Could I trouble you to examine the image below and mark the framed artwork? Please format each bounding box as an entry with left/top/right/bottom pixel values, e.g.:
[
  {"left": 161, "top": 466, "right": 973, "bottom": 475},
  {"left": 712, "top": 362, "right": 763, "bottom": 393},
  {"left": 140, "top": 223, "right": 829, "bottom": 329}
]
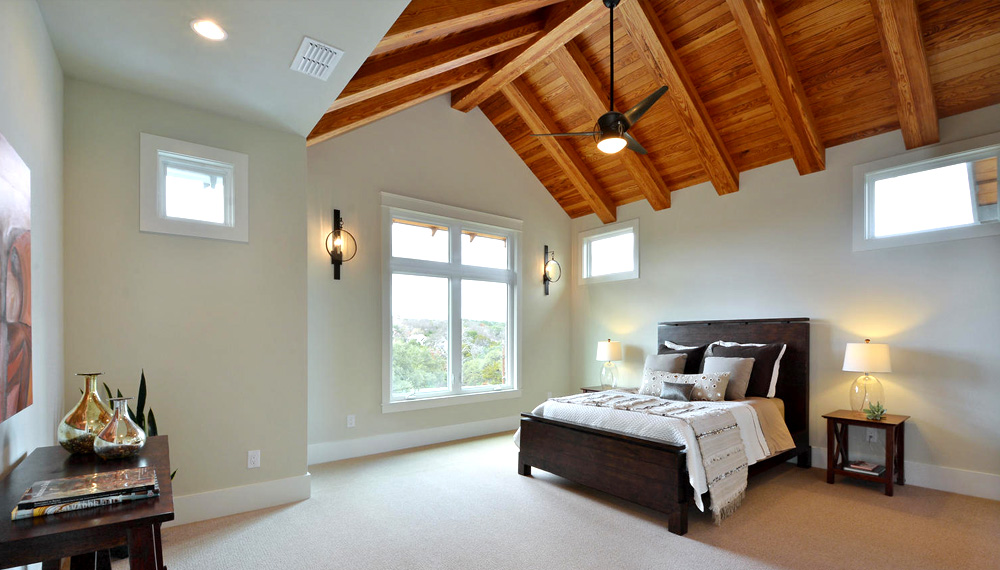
[{"left": 0, "top": 131, "right": 31, "bottom": 424}]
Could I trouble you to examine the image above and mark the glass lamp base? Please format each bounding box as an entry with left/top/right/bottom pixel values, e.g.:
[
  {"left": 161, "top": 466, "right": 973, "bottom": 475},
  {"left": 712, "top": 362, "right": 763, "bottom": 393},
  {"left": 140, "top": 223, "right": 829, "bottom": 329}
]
[
  {"left": 850, "top": 374, "right": 885, "bottom": 411},
  {"left": 600, "top": 362, "right": 618, "bottom": 389}
]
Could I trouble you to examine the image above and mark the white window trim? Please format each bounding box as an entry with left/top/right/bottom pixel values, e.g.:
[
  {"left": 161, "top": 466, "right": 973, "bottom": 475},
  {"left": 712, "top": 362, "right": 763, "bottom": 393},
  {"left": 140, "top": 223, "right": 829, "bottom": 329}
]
[
  {"left": 139, "top": 133, "right": 249, "bottom": 242},
  {"left": 380, "top": 193, "right": 522, "bottom": 413},
  {"left": 578, "top": 218, "right": 640, "bottom": 284},
  {"left": 853, "top": 131, "right": 1000, "bottom": 252}
]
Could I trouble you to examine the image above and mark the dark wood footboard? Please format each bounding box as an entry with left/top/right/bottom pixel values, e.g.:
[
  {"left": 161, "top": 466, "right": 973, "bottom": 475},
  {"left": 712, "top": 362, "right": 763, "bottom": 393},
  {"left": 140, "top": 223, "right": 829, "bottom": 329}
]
[{"left": 518, "top": 412, "right": 691, "bottom": 535}]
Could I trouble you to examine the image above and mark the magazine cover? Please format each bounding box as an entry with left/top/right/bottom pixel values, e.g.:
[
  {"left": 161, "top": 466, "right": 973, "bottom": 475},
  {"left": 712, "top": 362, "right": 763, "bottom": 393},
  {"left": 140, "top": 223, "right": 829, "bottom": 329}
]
[{"left": 17, "top": 466, "right": 158, "bottom": 509}]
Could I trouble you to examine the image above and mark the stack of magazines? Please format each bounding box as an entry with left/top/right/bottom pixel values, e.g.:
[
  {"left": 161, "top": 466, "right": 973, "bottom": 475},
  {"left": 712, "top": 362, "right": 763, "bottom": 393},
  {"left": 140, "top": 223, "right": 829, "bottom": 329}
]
[
  {"left": 10, "top": 466, "right": 159, "bottom": 520},
  {"left": 843, "top": 460, "right": 886, "bottom": 476}
]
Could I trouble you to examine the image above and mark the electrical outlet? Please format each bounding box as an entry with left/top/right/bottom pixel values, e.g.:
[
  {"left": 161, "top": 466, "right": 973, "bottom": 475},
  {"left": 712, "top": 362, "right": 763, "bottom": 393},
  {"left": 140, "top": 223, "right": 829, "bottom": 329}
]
[
  {"left": 866, "top": 428, "right": 878, "bottom": 443},
  {"left": 247, "top": 449, "right": 261, "bottom": 469},
  {"left": 347, "top": 414, "right": 356, "bottom": 428}
]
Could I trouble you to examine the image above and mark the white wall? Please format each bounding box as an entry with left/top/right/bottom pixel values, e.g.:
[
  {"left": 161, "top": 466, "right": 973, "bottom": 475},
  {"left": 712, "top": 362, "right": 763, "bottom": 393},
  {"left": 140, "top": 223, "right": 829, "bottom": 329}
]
[
  {"left": 62, "top": 79, "right": 309, "bottom": 514},
  {"left": 306, "top": 95, "right": 572, "bottom": 459},
  {"left": 0, "top": 0, "right": 64, "bottom": 479},
  {"left": 570, "top": 104, "right": 1000, "bottom": 486}
]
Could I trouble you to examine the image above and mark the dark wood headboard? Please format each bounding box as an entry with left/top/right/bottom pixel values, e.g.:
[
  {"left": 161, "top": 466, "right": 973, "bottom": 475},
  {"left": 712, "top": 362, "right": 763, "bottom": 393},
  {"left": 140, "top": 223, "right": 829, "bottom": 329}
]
[{"left": 657, "top": 318, "right": 810, "bottom": 449}]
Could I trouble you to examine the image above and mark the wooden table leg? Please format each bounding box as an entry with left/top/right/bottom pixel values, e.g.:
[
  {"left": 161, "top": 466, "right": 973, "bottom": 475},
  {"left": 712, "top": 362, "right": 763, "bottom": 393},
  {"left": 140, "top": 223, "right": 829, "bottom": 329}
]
[
  {"left": 127, "top": 524, "right": 161, "bottom": 570},
  {"left": 69, "top": 551, "right": 111, "bottom": 570},
  {"left": 826, "top": 418, "right": 835, "bottom": 483},
  {"left": 896, "top": 422, "right": 905, "bottom": 485},
  {"left": 884, "top": 425, "right": 895, "bottom": 496}
]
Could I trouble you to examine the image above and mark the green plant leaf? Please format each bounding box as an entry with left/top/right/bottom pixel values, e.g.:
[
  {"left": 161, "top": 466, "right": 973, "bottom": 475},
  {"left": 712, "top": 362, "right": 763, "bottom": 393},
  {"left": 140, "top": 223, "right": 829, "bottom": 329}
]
[
  {"left": 147, "top": 408, "right": 158, "bottom": 436},
  {"left": 170, "top": 469, "right": 177, "bottom": 480},
  {"left": 136, "top": 370, "right": 147, "bottom": 425},
  {"left": 103, "top": 382, "right": 114, "bottom": 402}
]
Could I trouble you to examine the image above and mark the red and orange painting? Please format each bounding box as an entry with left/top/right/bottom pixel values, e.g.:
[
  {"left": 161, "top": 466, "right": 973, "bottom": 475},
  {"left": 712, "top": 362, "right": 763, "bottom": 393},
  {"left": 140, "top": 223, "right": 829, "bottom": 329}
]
[{"left": 0, "top": 131, "right": 31, "bottom": 424}]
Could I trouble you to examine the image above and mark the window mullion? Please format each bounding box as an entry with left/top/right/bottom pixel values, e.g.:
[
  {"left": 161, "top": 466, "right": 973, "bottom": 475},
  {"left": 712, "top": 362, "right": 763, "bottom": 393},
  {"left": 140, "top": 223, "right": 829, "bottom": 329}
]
[{"left": 449, "top": 225, "right": 462, "bottom": 394}]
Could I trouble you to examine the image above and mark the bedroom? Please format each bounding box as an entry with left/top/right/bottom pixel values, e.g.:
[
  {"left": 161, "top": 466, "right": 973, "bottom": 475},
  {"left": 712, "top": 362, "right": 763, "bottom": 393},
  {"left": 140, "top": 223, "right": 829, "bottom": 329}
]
[{"left": 0, "top": 0, "right": 997, "bottom": 569}]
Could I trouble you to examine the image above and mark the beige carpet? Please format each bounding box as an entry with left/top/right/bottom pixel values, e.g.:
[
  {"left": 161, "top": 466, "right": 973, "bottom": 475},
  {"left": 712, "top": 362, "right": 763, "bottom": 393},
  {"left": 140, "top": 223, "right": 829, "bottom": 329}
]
[{"left": 136, "top": 433, "right": 999, "bottom": 570}]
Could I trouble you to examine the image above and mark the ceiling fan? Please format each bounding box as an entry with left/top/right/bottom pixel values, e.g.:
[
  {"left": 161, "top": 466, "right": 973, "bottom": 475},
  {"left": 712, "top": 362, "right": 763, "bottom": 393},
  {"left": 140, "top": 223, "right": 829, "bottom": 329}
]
[{"left": 532, "top": 0, "right": 668, "bottom": 155}]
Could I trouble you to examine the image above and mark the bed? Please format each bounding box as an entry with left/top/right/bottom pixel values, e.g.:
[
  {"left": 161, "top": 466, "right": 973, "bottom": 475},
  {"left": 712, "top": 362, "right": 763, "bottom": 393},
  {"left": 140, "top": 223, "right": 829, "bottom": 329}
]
[{"left": 516, "top": 318, "right": 811, "bottom": 535}]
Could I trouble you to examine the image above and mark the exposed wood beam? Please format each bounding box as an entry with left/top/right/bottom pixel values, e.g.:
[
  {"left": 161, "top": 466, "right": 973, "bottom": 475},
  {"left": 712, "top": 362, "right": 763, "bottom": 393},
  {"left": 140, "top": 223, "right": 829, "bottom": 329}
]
[
  {"left": 330, "top": 16, "right": 545, "bottom": 113},
  {"left": 501, "top": 77, "right": 617, "bottom": 223},
  {"left": 869, "top": 0, "right": 939, "bottom": 149},
  {"left": 550, "top": 43, "right": 672, "bottom": 210},
  {"left": 618, "top": 0, "right": 740, "bottom": 195},
  {"left": 726, "top": 0, "right": 825, "bottom": 175},
  {"left": 373, "top": 0, "right": 564, "bottom": 57},
  {"left": 308, "top": 62, "right": 490, "bottom": 147},
  {"left": 452, "top": 0, "right": 606, "bottom": 113}
]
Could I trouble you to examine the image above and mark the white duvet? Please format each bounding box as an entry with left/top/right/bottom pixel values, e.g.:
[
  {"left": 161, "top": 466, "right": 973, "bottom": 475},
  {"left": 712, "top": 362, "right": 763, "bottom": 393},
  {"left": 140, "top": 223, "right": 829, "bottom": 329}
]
[{"left": 514, "top": 392, "right": 777, "bottom": 511}]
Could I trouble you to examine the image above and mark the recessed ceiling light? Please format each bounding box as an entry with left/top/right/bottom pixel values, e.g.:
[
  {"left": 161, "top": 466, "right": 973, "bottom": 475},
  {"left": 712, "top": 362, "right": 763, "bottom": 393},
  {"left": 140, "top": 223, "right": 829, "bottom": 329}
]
[{"left": 190, "top": 19, "right": 227, "bottom": 41}]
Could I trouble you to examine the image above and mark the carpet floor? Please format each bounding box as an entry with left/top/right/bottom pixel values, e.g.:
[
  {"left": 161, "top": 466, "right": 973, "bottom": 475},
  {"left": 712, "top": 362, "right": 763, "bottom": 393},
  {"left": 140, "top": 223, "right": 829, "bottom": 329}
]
[{"left": 134, "top": 433, "right": 999, "bottom": 570}]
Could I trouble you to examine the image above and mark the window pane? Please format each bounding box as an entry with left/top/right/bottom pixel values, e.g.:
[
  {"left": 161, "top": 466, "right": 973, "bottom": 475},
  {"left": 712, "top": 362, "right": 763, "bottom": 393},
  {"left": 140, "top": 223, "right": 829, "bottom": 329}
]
[
  {"left": 391, "top": 219, "right": 448, "bottom": 262},
  {"left": 872, "top": 163, "right": 975, "bottom": 238},
  {"left": 461, "top": 280, "right": 507, "bottom": 388},
  {"left": 589, "top": 232, "right": 634, "bottom": 277},
  {"left": 391, "top": 274, "right": 449, "bottom": 399},
  {"left": 462, "top": 231, "right": 507, "bottom": 269},
  {"left": 164, "top": 165, "right": 226, "bottom": 224}
]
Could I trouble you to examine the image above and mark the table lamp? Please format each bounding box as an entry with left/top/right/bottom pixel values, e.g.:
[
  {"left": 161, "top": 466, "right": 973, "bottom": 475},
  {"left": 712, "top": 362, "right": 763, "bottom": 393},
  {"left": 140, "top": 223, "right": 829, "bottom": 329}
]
[
  {"left": 596, "top": 339, "right": 623, "bottom": 389},
  {"left": 843, "top": 339, "right": 892, "bottom": 411}
]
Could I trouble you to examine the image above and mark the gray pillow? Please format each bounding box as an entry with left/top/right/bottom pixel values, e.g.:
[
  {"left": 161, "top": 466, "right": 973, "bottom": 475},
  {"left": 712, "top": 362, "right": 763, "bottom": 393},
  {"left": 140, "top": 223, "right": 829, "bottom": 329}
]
[
  {"left": 660, "top": 381, "right": 695, "bottom": 402},
  {"left": 643, "top": 353, "right": 688, "bottom": 373},
  {"left": 702, "top": 356, "right": 756, "bottom": 400}
]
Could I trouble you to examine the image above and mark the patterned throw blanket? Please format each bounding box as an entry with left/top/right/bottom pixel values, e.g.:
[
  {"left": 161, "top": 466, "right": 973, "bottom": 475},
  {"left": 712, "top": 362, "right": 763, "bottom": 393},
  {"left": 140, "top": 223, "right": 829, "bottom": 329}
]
[{"left": 553, "top": 391, "right": 749, "bottom": 523}]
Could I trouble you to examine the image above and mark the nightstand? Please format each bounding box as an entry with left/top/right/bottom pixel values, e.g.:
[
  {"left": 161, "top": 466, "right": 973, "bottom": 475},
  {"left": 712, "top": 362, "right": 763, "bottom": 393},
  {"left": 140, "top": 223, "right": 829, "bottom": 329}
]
[
  {"left": 823, "top": 409, "right": 909, "bottom": 496},
  {"left": 581, "top": 386, "right": 638, "bottom": 393}
]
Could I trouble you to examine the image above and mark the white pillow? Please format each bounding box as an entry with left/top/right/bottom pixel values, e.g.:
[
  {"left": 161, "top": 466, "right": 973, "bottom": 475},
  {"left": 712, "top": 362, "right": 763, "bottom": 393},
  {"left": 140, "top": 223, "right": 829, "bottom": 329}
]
[
  {"left": 709, "top": 340, "right": 787, "bottom": 398},
  {"left": 644, "top": 371, "right": 730, "bottom": 401},
  {"left": 663, "top": 340, "right": 700, "bottom": 350}
]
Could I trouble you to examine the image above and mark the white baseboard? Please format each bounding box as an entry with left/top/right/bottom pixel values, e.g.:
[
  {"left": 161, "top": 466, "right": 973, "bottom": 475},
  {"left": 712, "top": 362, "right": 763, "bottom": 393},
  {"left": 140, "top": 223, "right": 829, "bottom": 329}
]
[
  {"left": 308, "top": 415, "right": 520, "bottom": 466},
  {"left": 169, "top": 472, "right": 311, "bottom": 527},
  {"left": 811, "top": 447, "right": 1000, "bottom": 501}
]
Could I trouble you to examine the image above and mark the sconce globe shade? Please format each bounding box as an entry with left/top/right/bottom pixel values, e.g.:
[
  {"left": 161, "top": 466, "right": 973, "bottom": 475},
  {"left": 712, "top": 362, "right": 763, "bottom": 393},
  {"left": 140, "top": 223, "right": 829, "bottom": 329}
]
[
  {"left": 597, "top": 135, "right": 627, "bottom": 154},
  {"left": 325, "top": 229, "right": 358, "bottom": 262},
  {"left": 544, "top": 258, "right": 562, "bottom": 283}
]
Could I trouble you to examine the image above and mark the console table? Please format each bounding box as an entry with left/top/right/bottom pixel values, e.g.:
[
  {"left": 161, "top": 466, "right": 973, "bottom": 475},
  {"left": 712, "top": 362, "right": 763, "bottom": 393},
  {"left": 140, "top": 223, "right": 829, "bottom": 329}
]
[{"left": 0, "top": 435, "right": 174, "bottom": 570}]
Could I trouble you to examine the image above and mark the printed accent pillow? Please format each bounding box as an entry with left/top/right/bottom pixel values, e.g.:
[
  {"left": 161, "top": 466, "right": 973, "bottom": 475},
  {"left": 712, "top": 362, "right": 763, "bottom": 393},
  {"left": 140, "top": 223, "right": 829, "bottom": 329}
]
[
  {"left": 659, "top": 381, "right": 695, "bottom": 402},
  {"left": 702, "top": 356, "right": 756, "bottom": 400},
  {"left": 652, "top": 371, "right": 731, "bottom": 402}
]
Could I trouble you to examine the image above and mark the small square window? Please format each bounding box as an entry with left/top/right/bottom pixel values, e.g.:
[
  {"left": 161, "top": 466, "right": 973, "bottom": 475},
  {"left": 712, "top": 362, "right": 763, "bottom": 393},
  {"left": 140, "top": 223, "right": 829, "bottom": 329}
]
[
  {"left": 140, "top": 133, "right": 248, "bottom": 242},
  {"left": 580, "top": 219, "right": 639, "bottom": 283}
]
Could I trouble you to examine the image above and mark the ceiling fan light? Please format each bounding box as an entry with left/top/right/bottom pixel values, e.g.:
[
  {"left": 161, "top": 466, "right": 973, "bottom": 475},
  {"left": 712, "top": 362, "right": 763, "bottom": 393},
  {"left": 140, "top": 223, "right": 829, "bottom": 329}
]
[{"left": 597, "top": 136, "right": 627, "bottom": 154}]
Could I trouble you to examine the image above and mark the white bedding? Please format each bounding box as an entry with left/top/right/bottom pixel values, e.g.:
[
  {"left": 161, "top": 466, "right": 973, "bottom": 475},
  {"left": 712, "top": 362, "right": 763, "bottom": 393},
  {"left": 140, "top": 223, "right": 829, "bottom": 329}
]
[{"left": 514, "top": 391, "right": 782, "bottom": 511}]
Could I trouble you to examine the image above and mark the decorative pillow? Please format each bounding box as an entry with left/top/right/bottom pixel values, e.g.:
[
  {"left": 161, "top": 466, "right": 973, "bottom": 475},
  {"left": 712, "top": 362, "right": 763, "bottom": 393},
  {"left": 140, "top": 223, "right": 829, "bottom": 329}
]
[
  {"left": 657, "top": 342, "right": 710, "bottom": 374},
  {"left": 658, "top": 372, "right": 730, "bottom": 402},
  {"left": 706, "top": 342, "right": 786, "bottom": 398},
  {"left": 659, "top": 381, "right": 695, "bottom": 402},
  {"left": 701, "top": 356, "right": 755, "bottom": 400},
  {"left": 643, "top": 353, "right": 687, "bottom": 373}
]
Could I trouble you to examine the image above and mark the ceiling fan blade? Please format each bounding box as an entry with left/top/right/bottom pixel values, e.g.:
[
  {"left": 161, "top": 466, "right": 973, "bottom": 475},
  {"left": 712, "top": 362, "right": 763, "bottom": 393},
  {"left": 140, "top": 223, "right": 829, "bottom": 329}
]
[
  {"left": 623, "top": 86, "right": 668, "bottom": 127},
  {"left": 531, "top": 132, "right": 600, "bottom": 137},
  {"left": 624, "top": 133, "right": 648, "bottom": 155}
]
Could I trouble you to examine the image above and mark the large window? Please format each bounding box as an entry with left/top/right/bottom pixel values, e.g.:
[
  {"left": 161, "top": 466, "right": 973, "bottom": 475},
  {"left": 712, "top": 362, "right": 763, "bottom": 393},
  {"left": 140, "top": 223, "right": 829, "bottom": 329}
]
[
  {"left": 579, "top": 219, "right": 639, "bottom": 283},
  {"left": 854, "top": 134, "right": 1000, "bottom": 251},
  {"left": 382, "top": 194, "right": 521, "bottom": 412}
]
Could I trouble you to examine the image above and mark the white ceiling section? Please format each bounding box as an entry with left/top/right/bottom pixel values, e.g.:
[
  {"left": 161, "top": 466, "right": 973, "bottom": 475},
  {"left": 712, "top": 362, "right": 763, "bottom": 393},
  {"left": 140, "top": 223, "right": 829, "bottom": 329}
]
[{"left": 37, "top": 0, "right": 410, "bottom": 137}]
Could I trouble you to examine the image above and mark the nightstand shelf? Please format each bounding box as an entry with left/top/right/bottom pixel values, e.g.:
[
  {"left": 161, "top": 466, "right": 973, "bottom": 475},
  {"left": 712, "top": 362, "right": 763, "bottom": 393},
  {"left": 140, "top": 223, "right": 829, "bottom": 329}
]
[
  {"left": 823, "top": 409, "right": 909, "bottom": 496},
  {"left": 580, "top": 386, "right": 638, "bottom": 393}
]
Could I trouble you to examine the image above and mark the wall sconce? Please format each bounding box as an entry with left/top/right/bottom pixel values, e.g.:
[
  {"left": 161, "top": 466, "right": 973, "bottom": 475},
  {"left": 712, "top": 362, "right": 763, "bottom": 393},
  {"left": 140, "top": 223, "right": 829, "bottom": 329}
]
[
  {"left": 543, "top": 245, "right": 561, "bottom": 295},
  {"left": 325, "top": 209, "right": 357, "bottom": 280}
]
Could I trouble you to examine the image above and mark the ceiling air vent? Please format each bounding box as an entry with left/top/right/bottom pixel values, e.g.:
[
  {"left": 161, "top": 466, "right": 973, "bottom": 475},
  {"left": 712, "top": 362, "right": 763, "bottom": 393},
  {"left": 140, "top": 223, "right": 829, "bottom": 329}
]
[{"left": 290, "top": 37, "right": 344, "bottom": 81}]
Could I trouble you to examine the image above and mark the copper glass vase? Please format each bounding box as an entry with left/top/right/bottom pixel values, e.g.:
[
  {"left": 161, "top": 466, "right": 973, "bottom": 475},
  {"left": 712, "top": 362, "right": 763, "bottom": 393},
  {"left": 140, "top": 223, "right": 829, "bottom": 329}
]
[
  {"left": 95, "top": 397, "right": 147, "bottom": 460},
  {"left": 58, "top": 373, "right": 113, "bottom": 454}
]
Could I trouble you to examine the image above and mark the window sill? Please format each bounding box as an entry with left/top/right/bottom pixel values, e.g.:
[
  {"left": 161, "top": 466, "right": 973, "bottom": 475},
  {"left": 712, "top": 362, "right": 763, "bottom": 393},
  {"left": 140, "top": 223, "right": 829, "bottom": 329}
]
[{"left": 382, "top": 388, "right": 521, "bottom": 413}]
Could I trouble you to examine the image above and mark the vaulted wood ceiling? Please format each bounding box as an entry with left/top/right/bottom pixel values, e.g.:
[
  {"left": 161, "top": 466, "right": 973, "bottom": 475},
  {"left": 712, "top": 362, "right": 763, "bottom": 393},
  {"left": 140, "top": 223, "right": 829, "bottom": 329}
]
[{"left": 308, "top": 0, "right": 1000, "bottom": 223}]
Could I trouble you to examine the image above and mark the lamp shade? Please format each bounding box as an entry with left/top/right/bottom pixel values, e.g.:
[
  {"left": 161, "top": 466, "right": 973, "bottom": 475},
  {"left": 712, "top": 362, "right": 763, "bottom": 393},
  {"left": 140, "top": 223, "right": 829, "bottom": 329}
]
[
  {"left": 596, "top": 339, "right": 622, "bottom": 362},
  {"left": 843, "top": 340, "right": 892, "bottom": 373}
]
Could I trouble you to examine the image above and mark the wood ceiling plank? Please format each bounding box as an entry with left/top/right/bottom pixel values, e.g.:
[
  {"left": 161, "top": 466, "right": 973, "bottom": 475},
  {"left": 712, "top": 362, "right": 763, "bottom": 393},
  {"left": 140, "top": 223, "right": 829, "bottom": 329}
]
[
  {"left": 307, "top": 61, "right": 489, "bottom": 146},
  {"left": 549, "top": 43, "right": 672, "bottom": 210},
  {"left": 451, "top": 0, "right": 606, "bottom": 113},
  {"left": 330, "top": 16, "right": 544, "bottom": 113},
  {"left": 618, "top": 0, "right": 740, "bottom": 195},
  {"left": 500, "top": 77, "right": 617, "bottom": 222},
  {"left": 373, "top": 0, "right": 564, "bottom": 56},
  {"left": 869, "top": 0, "right": 939, "bottom": 149},
  {"left": 727, "top": 0, "right": 825, "bottom": 174}
]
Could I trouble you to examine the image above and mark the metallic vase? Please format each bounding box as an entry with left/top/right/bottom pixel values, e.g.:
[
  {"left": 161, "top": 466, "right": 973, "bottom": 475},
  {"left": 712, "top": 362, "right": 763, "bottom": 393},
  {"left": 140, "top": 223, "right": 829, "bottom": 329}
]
[
  {"left": 58, "top": 373, "right": 113, "bottom": 454},
  {"left": 95, "top": 397, "right": 147, "bottom": 460}
]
